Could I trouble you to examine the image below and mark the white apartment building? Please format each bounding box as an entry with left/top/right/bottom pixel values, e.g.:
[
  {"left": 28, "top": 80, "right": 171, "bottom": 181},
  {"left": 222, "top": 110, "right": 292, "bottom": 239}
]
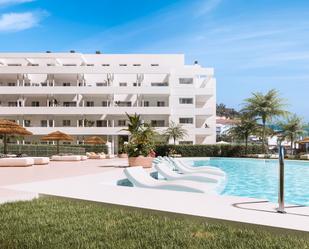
[{"left": 0, "top": 52, "right": 216, "bottom": 153}]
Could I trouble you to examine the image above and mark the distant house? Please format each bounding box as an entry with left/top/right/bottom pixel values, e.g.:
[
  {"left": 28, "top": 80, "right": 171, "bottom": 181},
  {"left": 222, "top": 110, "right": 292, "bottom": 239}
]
[{"left": 216, "top": 116, "right": 238, "bottom": 136}]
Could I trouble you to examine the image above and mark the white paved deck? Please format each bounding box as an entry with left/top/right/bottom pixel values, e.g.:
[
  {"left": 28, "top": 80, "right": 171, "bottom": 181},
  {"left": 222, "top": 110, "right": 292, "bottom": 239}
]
[{"left": 3, "top": 166, "right": 309, "bottom": 235}]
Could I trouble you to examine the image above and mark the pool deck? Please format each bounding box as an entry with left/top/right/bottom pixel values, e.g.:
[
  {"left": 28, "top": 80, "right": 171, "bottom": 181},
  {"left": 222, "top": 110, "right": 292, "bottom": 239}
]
[{"left": 1, "top": 158, "right": 309, "bottom": 235}]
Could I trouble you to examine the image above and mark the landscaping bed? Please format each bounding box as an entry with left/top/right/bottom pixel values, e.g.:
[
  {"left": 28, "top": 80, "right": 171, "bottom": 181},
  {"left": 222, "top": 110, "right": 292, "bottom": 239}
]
[{"left": 0, "top": 198, "right": 308, "bottom": 249}]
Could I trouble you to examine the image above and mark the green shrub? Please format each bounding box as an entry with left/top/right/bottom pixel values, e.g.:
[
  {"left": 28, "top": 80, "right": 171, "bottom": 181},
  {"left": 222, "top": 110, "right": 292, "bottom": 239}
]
[
  {"left": 0, "top": 144, "right": 86, "bottom": 157},
  {"left": 155, "top": 144, "right": 264, "bottom": 157}
]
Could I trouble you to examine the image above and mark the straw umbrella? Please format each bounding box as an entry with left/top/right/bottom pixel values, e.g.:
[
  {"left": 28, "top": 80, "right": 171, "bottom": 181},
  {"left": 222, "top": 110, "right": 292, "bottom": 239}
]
[
  {"left": 0, "top": 119, "right": 33, "bottom": 154},
  {"left": 85, "top": 136, "right": 105, "bottom": 152},
  {"left": 41, "top": 131, "right": 73, "bottom": 154}
]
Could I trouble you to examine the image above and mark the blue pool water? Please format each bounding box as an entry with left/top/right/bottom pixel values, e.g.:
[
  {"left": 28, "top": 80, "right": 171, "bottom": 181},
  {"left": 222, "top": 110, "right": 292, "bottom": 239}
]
[{"left": 193, "top": 158, "right": 309, "bottom": 206}]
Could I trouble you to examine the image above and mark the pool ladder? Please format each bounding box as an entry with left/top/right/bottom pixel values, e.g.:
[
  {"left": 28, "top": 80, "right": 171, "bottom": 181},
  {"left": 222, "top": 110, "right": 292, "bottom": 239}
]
[{"left": 277, "top": 145, "right": 286, "bottom": 213}]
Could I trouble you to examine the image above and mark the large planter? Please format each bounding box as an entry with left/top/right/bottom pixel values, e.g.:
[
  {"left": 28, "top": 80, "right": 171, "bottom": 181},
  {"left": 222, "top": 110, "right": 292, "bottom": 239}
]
[
  {"left": 128, "top": 156, "right": 153, "bottom": 168},
  {"left": 119, "top": 153, "right": 128, "bottom": 158}
]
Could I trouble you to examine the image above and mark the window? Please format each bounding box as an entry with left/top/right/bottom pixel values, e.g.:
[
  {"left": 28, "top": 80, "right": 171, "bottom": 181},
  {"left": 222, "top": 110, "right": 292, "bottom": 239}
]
[
  {"left": 96, "top": 120, "right": 108, "bottom": 127},
  {"left": 24, "top": 120, "right": 31, "bottom": 127},
  {"left": 179, "top": 98, "right": 193, "bottom": 104},
  {"left": 41, "top": 120, "right": 48, "bottom": 127},
  {"left": 151, "top": 82, "right": 168, "bottom": 87},
  {"left": 179, "top": 78, "right": 193, "bottom": 84},
  {"left": 63, "top": 102, "right": 76, "bottom": 107},
  {"left": 119, "top": 82, "right": 127, "bottom": 87},
  {"left": 133, "top": 82, "right": 141, "bottom": 87},
  {"left": 96, "top": 82, "right": 107, "bottom": 87},
  {"left": 63, "top": 120, "right": 71, "bottom": 127},
  {"left": 49, "top": 120, "right": 53, "bottom": 127},
  {"left": 63, "top": 82, "right": 71, "bottom": 87},
  {"left": 102, "top": 101, "right": 109, "bottom": 107},
  {"left": 133, "top": 64, "right": 141, "bottom": 66},
  {"left": 115, "top": 101, "right": 131, "bottom": 107},
  {"left": 157, "top": 101, "right": 165, "bottom": 107},
  {"left": 63, "top": 64, "right": 76, "bottom": 66},
  {"left": 8, "top": 102, "right": 17, "bottom": 107},
  {"left": 102, "top": 64, "right": 110, "bottom": 66},
  {"left": 86, "top": 64, "right": 94, "bottom": 66},
  {"left": 118, "top": 120, "right": 126, "bottom": 126},
  {"left": 179, "top": 141, "right": 193, "bottom": 145},
  {"left": 86, "top": 101, "right": 94, "bottom": 107},
  {"left": 179, "top": 118, "right": 193, "bottom": 124},
  {"left": 8, "top": 82, "right": 16, "bottom": 86},
  {"left": 119, "top": 64, "right": 127, "bottom": 66},
  {"left": 8, "top": 64, "right": 21, "bottom": 66},
  {"left": 151, "top": 64, "right": 159, "bottom": 66},
  {"left": 144, "top": 101, "right": 149, "bottom": 107},
  {"left": 31, "top": 101, "right": 40, "bottom": 107},
  {"left": 151, "top": 120, "right": 165, "bottom": 127}
]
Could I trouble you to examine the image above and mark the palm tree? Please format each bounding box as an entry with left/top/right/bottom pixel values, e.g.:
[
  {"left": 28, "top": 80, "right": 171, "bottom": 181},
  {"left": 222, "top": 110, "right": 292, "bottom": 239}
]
[
  {"left": 241, "top": 89, "right": 287, "bottom": 153},
  {"left": 164, "top": 121, "right": 188, "bottom": 145},
  {"left": 228, "top": 117, "right": 259, "bottom": 154},
  {"left": 277, "top": 114, "right": 305, "bottom": 155},
  {"left": 122, "top": 113, "right": 143, "bottom": 135}
]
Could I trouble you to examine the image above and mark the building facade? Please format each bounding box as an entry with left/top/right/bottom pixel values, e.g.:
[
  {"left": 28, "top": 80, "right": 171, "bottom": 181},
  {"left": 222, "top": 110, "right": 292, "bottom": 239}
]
[{"left": 0, "top": 53, "right": 216, "bottom": 153}]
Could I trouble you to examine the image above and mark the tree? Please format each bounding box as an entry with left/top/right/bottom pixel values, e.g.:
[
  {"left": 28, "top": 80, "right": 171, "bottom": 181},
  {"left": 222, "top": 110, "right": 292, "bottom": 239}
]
[
  {"left": 277, "top": 114, "right": 305, "bottom": 155},
  {"left": 164, "top": 121, "right": 188, "bottom": 145},
  {"left": 216, "top": 103, "right": 239, "bottom": 119},
  {"left": 241, "top": 89, "right": 287, "bottom": 153},
  {"left": 228, "top": 117, "right": 259, "bottom": 154}
]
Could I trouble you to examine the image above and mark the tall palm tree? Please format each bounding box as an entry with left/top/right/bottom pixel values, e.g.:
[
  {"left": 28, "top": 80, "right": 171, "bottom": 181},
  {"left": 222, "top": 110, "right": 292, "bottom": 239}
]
[
  {"left": 164, "top": 121, "right": 188, "bottom": 145},
  {"left": 241, "top": 89, "right": 287, "bottom": 153},
  {"left": 228, "top": 117, "right": 259, "bottom": 154},
  {"left": 277, "top": 114, "right": 305, "bottom": 155}
]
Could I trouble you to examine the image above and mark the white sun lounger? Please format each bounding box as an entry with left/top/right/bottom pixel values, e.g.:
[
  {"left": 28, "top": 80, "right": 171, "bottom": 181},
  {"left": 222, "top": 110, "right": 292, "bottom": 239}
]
[
  {"left": 164, "top": 157, "right": 226, "bottom": 177},
  {"left": 124, "top": 166, "right": 218, "bottom": 194},
  {"left": 164, "top": 158, "right": 226, "bottom": 177},
  {"left": 154, "top": 163, "right": 225, "bottom": 184}
]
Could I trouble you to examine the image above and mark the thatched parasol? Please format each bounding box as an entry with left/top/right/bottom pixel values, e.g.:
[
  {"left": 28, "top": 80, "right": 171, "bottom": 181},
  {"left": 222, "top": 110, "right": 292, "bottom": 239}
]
[
  {"left": 297, "top": 137, "right": 309, "bottom": 144},
  {"left": 41, "top": 131, "right": 73, "bottom": 154},
  {"left": 85, "top": 136, "right": 105, "bottom": 145},
  {"left": 0, "top": 119, "right": 33, "bottom": 154}
]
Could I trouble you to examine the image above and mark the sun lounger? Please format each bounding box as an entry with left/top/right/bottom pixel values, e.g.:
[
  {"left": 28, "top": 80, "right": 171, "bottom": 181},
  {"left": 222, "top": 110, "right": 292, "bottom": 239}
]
[
  {"left": 300, "top": 154, "right": 309, "bottom": 160},
  {"left": 0, "top": 158, "right": 34, "bottom": 167},
  {"left": 165, "top": 158, "right": 226, "bottom": 177},
  {"left": 124, "top": 166, "right": 218, "bottom": 194},
  {"left": 31, "top": 157, "right": 50, "bottom": 165},
  {"left": 154, "top": 163, "right": 225, "bottom": 185},
  {"left": 51, "top": 155, "right": 81, "bottom": 161}
]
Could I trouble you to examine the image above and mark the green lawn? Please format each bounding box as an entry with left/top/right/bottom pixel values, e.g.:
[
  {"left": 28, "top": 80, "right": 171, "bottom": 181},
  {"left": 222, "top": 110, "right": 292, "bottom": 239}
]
[{"left": 0, "top": 198, "right": 308, "bottom": 249}]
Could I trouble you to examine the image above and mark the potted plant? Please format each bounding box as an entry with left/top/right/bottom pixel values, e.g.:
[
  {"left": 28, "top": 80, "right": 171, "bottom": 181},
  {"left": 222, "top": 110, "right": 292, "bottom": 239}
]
[{"left": 123, "top": 113, "right": 155, "bottom": 168}]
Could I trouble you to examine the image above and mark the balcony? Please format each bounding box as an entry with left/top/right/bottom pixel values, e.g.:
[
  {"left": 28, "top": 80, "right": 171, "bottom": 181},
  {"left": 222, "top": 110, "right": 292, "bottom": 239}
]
[
  {"left": 26, "top": 126, "right": 167, "bottom": 135},
  {"left": 0, "top": 86, "right": 170, "bottom": 95},
  {"left": 0, "top": 106, "right": 171, "bottom": 115}
]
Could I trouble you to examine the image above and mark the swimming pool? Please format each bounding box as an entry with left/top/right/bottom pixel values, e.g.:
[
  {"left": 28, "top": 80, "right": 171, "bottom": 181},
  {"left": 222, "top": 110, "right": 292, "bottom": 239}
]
[{"left": 192, "top": 158, "right": 309, "bottom": 206}]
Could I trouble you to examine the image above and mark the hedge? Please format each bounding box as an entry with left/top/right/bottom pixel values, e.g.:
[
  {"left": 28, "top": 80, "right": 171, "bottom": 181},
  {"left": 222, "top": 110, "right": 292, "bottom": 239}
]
[{"left": 154, "top": 144, "right": 264, "bottom": 157}]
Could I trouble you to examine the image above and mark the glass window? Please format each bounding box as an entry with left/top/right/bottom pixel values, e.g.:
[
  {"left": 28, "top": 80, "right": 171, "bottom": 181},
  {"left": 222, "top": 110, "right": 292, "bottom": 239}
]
[
  {"left": 86, "top": 101, "right": 94, "bottom": 107},
  {"left": 118, "top": 120, "right": 126, "bottom": 126},
  {"left": 41, "top": 120, "right": 48, "bottom": 127},
  {"left": 151, "top": 82, "right": 168, "bottom": 87},
  {"left": 119, "top": 82, "right": 127, "bottom": 87},
  {"left": 179, "top": 98, "right": 193, "bottom": 104},
  {"left": 24, "top": 120, "right": 31, "bottom": 127},
  {"left": 157, "top": 101, "right": 165, "bottom": 107},
  {"left": 102, "top": 101, "right": 109, "bottom": 107},
  {"left": 179, "top": 78, "right": 193, "bottom": 84},
  {"left": 151, "top": 120, "right": 165, "bottom": 127},
  {"left": 63, "top": 120, "right": 71, "bottom": 127},
  {"left": 63, "top": 82, "right": 71, "bottom": 86},
  {"left": 144, "top": 101, "right": 149, "bottom": 107},
  {"left": 31, "top": 101, "right": 40, "bottom": 107},
  {"left": 179, "top": 118, "right": 193, "bottom": 124}
]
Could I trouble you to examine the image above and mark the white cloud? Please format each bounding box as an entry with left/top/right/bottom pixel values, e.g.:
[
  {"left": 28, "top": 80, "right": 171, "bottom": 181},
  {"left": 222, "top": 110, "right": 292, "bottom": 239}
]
[
  {"left": 0, "top": 0, "right": 34, "bottom": 7},
  {"left": 195, "top": 0, "right": 222, "bottom": 17},
  {"left": 0, "top": 11, "right": 45, "bottom": 32}
]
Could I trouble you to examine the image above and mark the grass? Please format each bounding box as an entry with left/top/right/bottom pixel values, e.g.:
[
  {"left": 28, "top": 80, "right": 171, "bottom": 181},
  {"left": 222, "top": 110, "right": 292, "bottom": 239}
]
[{"left": 0, "top": 198, "right": 308, "bottom": 249}]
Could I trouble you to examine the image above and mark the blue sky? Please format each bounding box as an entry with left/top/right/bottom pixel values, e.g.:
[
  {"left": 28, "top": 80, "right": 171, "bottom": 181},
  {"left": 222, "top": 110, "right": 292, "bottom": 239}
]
[{"left": 0, "top": 0, "right": 308, "bottom": 121}]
